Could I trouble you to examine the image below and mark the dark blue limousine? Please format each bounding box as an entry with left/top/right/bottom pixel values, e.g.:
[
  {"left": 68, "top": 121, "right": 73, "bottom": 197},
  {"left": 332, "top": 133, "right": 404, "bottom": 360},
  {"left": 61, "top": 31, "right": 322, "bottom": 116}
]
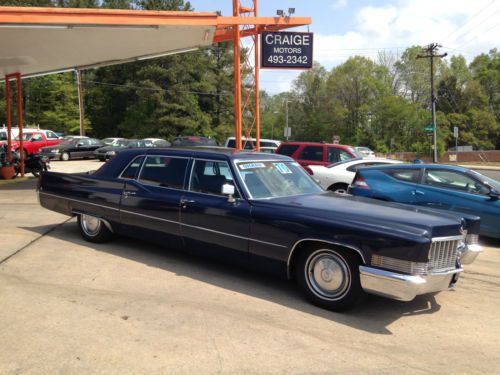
[{"left": 38, "top": 148, "right": 483, "bottom": 311}]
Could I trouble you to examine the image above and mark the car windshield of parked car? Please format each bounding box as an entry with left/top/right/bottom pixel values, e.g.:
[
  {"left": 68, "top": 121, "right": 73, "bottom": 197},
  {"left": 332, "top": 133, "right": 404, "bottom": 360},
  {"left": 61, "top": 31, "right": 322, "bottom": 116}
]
[
  {"left": 469, "top": 170, "right": 500, "bottom": 191},
  {"left": 348, "top": 147, "right": 365, "bottom": 158},
  {"left": 115, "top": 140, "right": 130, "bottom": 147},
  {"left": 236, "top": 160, "right": 323, "bottom": 199},
  {"left": 326, "top": 158, "right": 364, "bottom": 168}
]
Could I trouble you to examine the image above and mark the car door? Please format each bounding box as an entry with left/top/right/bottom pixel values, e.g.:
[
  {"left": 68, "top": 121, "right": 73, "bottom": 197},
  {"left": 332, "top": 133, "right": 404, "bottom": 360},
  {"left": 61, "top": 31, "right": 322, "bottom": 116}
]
[
  {"left": 119, "top": 154, "right": 189, "bottom": 249},
  {"left": 86, "top": 139, "right": 102, "bottom": 157},
  {"left": 179, "top": 158, "right": 251, "bottom": 265},
  {"left": 72, "top": 139, "right": 91, "bottom": 158},
  {"left": 29, "top": 133, "right": 46, "bottom": 154},
  {"left": 371, "top": 167, "right": 422, "bottom": 204},
  {"left": 416, "top": 168, "right": 499, "bottom": 236},
  {"left": 297, "top": 145, "right": 325, "bottom": 167}
]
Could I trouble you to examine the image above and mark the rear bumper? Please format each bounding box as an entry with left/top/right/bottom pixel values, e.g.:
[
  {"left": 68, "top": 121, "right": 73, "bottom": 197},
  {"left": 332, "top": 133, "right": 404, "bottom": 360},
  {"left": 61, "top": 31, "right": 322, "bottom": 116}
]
[{"left": 359, "top": 266, "right": 462, "bottom": 302}]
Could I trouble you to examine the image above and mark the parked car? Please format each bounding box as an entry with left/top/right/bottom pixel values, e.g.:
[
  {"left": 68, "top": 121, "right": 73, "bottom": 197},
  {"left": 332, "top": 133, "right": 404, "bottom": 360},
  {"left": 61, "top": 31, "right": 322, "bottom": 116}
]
[
  {"left": 40, "top": 137, "right": 103, "bottom": 161},
  {"left": 276, "top": 142, "right": 363, "bottom": 170},
  {"left": 144, "top": 138, "right": 171, "bottom": 147},
  {"left": 94, "top": 139, "right": 154, "bottom": 161},
  {"left": 349, "top": 163, "right": 500, "bottom": 238},
  {"left": 224, "top": 137, "right": 281, "bottom": 152},
  {"left": 38, "top": 148, "right": 482, "bottom": 311},
  {"left": 310, "top": 158, "right": 403, "bottom": 193},
  {"left": 9, "top": 131, "right": 61, "bottom": 157},
  {"left": 172, "top": 136, "right": 217, "bottom": 147},
  {"left": 63, "top": 135, "right": 88, "bottom": 141},
  {"left": 355, "top": 146, "right": 376, "bottom": 158},
  {"left": 0, "top": 127, "right": 61, "bottom": 143},
  {"left": 101, "top": 137, "right": 126, "bottom": 146}
]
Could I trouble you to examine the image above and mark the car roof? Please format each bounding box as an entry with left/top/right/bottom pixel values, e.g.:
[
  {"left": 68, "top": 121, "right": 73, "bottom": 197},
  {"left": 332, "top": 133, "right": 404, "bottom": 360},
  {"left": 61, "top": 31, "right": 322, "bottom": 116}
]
[
  {"left": 362, "top": 163, "right": 470, "bottom": 173},
  {"left": 120, "top": 147, "right": 292, "bottom": 161},
  {"left": 279, "top": 141, "right": 351, "bottom": 149}
]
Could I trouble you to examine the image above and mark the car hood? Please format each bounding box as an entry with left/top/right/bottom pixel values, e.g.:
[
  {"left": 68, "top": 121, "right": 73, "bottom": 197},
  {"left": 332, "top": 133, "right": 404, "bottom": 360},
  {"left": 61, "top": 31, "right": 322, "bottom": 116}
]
[{"left": 251, "top": 192, "right": 476, "bottom": 240}]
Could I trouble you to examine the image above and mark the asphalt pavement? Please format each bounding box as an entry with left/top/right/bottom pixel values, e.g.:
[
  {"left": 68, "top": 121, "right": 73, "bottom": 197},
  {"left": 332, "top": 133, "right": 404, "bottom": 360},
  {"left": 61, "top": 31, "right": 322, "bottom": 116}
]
[{"left": 0, "top": 159, "right": 500, "bottom": 374}]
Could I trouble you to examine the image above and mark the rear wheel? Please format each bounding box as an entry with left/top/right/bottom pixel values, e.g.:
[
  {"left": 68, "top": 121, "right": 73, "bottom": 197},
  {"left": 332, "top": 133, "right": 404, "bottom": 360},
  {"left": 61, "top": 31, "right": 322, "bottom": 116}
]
[
  {"left": 60, "top": 152, "right": 70, "bottom": 161},
  {"left": 295, "top": 246, "right": 362, "bottom": 311},
  {"left": 77, "top": 214, "right": 113, "bottom": 243}
]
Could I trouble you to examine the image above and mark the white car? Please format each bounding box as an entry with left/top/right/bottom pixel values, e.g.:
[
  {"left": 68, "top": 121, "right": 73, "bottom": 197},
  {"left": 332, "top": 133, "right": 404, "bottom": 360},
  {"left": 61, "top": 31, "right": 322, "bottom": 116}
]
[
  {"left": 355, "top": 146, "right": 376, "bottom": 158},
  {"left": 224, "top": 136, "right": 281, "bottom": 152},
  {"left": 309, "top": 158, "right": 403, "bottom": 193}
]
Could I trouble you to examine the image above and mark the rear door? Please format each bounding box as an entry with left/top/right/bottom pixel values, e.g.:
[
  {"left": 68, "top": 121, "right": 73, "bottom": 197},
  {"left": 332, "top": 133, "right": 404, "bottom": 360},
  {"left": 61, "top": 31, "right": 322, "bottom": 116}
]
[
  {"left": 416, "top": 168, "right": 499, "bottom": 235},
  {"left": 119, "top": 154, "right": 189, "bottom": 248},
  {"left": 366, "top": 167, "right": 422, "bottom": 204},
  {"left": 297, "top": 145, "right": 325, "bottom": 167}
]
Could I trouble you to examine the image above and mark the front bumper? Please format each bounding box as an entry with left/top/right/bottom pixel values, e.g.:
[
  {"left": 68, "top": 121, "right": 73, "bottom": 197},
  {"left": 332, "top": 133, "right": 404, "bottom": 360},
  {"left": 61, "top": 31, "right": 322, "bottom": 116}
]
[
  {"left": 459, "top": 243, "right": 483, "bottom": 265},
  {"left": 39, "top": 152, "right": 58, "bottom": 160},
  {"left": 359, "top": 266, "right": 462, "bottom": 302}
]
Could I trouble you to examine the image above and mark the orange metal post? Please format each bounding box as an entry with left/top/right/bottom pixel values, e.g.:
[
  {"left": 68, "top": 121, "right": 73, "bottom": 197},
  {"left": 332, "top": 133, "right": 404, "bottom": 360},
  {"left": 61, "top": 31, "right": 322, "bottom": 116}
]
[
  {"left": 16, "top": 73, "right": 24, "bottom": 177},
  {"left": 254, "top": 26, "right": 260, "bottom": 151},
  {"left": 5, "top": 76, "right": 12, "bottom": 163},
  {"left": 233, "top": 0, "right": 242, "bottom": 150}
]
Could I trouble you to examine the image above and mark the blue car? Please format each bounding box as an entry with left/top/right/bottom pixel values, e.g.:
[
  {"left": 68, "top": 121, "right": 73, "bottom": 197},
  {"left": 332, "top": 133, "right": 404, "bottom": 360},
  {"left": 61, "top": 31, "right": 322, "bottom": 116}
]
[{"left": 349, "top": 163, "right": 500, "bottom": 238}]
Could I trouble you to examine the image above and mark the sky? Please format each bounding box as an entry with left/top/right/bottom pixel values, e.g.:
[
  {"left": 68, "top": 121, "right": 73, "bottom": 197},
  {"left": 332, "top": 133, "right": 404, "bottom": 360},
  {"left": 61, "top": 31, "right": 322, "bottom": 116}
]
[{"left": 189, "top": 0, "right": 500, "bottom": 94}]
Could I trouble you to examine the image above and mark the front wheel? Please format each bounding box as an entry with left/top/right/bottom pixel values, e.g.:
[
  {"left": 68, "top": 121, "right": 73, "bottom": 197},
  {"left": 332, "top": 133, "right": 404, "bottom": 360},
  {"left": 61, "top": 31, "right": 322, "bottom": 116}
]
[
  {"left": 295, "top": 247, "right": 362, "bottom": 311},
  {"left": 77, "top": 214, "right": 113, "bottom": 243},
  {"left": 60, "top": 152, "right": 70, "bottom": 161}
]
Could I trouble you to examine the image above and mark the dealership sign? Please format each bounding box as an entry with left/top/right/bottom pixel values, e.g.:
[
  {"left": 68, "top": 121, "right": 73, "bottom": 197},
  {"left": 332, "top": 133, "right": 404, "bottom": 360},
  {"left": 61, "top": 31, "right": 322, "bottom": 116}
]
[{"left": 261, "top": 31, "right": 313, "bottom": 69}]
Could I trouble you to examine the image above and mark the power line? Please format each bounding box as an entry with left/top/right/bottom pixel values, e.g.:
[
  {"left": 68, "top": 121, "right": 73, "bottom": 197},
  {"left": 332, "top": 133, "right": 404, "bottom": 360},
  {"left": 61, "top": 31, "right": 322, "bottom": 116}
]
[{"left": 457, "top": 21, "right": 500, "bottom": 49}]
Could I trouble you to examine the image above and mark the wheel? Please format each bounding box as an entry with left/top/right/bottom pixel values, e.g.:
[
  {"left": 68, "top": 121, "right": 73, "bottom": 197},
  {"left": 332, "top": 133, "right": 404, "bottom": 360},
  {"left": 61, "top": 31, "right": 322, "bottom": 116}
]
[
  {"left": 329, "top": 183, "right": 349, "bottom": 194},
  {"left": 77, "top": 214, "right": 113, "bottom": 243},
  {"left": 60, "top": 152, "right": 70, "bottom": 161},
  {"left": 98, "top": 157, "right": 105, "bottom": 162},
  {"left": 295, "top": 246, "right": 362, "bottom": 311}
]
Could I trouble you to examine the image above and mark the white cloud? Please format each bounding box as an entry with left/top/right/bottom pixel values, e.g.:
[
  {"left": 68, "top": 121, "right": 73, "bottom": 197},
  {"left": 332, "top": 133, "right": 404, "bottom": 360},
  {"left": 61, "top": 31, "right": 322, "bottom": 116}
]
[{"left": 264, "top": 0, "right": 499, "bottom": 93}]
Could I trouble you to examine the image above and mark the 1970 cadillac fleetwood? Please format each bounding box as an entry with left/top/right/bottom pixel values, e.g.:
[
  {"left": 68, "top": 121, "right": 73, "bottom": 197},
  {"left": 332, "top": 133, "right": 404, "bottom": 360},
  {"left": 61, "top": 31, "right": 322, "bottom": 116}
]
[{"left": 38, "top": 148, "right": 483, "bottom": 311}]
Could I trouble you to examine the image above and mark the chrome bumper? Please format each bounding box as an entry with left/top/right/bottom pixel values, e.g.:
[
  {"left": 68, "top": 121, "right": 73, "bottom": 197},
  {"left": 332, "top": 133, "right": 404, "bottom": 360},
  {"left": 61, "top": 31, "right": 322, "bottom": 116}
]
[
  {"left": 359, "top": 266, "right": 463, "bottom": 302},
  {"left": 459, "top": 244, "right": 483, "bottom": 265}
]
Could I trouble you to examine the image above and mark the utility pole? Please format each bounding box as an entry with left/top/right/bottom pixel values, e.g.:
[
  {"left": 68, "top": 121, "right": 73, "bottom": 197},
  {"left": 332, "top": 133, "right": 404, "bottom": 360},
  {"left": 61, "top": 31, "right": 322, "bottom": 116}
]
[
  {"left": 417, "top": 43, "right": 447, "bottom": 163},
  {"left": 76, "top": 69, "right": 85, "bottom": 137}
]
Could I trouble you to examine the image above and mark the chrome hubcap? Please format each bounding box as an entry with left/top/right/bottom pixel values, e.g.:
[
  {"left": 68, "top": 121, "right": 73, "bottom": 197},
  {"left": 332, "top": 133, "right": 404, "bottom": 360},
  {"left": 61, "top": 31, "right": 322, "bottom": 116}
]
[
  {"left": 306, "top": 251, "right": 350, "bottom": 300},
  {"left": 81, "top": 214, "right": 101, "bottom": 236}
]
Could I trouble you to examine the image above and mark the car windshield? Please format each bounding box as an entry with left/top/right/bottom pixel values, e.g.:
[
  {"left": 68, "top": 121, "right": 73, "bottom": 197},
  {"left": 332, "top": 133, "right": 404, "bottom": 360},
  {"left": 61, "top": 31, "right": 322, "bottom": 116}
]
[
  {"left": 357, "top": 147, "right": 371, "bottom": 152},
  {"left": 348, "top": 147, "right": 365, "bottom": 158},
  {"left": 236, "top": 160, "right": 323, "bottom": 199},
  {"left": 469, "top": 170, "right": 500, "bottom": 191},
  {"left": 116, "top": 140, "right": 130, "bottom": 147},
  {"left": 14, "top": 133, "right": 34, "bottom": 141}
]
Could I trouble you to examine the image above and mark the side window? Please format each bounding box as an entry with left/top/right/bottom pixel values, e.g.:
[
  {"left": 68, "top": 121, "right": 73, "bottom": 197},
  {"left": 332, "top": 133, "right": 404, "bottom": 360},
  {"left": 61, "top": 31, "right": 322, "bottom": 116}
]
[
  {"left": 189, "top": 160, "right": 238, "bottom": 196},
  {"left": 424, "top": 169, "right": 490, "bottom": 194},
  {"left": 139, "top": 156, "right": 188, "bottom": 189},
  {"left": 32, "top": 134, "right": 44, "bottom": 141},
  {"left": 277, "top": 144, "right": 299, "bottom": 156},
  {"left": 77, "top": 139, "right": 90, "bottom": 146},
  {"left": 339, "top": 150, "right": 353, "bottom": 161},
  {"left": 46, "top": 131, "right": 58, "bottom": 140},
  {"left": 298, "top": 146, "right": 323, "bottom": 161},
  {"left": 384, "top": 169, "right": 420, "bottom": 183},
  {"left": 327, "top": 147, "right": 352, "bottom": 163},
  {"left": 120, "top": 156, "right": 144, "bottom": 179}
]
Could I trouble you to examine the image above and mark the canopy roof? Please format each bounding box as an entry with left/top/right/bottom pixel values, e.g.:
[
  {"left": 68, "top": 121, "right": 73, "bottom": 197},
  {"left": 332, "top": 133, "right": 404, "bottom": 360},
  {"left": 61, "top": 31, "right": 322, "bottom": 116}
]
[{"left": 0, "top": 6, "right": 311, "bottom": 79}]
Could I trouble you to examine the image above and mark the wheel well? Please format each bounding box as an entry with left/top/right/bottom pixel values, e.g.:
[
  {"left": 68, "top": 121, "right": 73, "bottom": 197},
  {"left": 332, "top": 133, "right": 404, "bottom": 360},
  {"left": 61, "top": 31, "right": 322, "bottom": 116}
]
[
  {"left": 327, "top": 182, "right": 349, "bottom": 191},
  {"left": 287, "top": 240, "right": 365, "bottom": 280}
]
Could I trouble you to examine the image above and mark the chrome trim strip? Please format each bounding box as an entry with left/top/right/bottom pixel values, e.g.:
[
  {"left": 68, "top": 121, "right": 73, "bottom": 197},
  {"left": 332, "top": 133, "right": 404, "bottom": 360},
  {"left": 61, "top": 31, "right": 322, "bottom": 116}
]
[
  {"left": 432, "top": 235, "right": 464, "bottom": 242},
  {"left": 118, "top": 154, "right": 145, "bottom": 180},
  {"left": 286, "top": 238, "right": 367, "bottom": 279},
  {"left": 40, "top": 191, "right": 286, "bottom": 248}
]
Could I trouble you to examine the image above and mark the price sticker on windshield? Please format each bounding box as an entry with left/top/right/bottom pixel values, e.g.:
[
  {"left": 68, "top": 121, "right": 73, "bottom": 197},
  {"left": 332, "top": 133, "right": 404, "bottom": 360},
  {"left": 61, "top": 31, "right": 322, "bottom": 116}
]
[
  {"left": 273, "top": 163, "right": 292, "bottom": 174},
  {"left": 239, "top": 162, "right": 266, "bottom": 170}
]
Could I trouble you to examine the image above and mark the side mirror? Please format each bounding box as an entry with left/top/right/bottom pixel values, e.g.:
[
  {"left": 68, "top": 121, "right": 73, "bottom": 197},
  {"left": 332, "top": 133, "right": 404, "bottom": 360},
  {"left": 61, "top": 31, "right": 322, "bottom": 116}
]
[
  {"left": 488, "top": 189, "right": 500, "bottom": 200},
  {"left": 221, "top": 183, "right": 236, "bottom": 203}
]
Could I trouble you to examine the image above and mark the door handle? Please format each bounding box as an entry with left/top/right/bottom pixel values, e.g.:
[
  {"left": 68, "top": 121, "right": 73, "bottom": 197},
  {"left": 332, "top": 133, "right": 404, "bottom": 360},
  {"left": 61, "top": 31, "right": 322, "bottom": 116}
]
[
  {"left": 413, "top": 190, "right": 425, "bottom": 196},
  {"left": 181, "top": 199, "right": 195, "bottom": 204},
  {"left": 123, "top": 191, "right": 136, "bottom": 198}
]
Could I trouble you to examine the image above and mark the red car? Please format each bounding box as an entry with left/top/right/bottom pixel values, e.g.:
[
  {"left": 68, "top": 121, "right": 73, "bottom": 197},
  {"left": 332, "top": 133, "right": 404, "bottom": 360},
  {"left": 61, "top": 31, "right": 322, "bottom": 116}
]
[
  {"left": 11, "top": 131, "right": 61, "bottom": 156},
  {"left": 276, "top": 142, "right": 362, "bottom": 171}
]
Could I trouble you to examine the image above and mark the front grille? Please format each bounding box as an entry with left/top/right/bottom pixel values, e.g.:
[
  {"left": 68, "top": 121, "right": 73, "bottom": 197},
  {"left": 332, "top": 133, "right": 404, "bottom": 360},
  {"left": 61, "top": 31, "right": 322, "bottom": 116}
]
[{"left": 428, "top": 238, "right": 460, "bottom": 273}]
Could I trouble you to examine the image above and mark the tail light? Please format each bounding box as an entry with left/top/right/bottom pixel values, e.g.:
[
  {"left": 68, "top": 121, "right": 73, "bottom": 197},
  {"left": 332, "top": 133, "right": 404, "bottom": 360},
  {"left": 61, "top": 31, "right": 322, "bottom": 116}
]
[
  {"left": 303, "top": 166, "right": 313, "bottom": 175},
  {"left": 352, "top": 174, "right": 370, "bottom": 189}
]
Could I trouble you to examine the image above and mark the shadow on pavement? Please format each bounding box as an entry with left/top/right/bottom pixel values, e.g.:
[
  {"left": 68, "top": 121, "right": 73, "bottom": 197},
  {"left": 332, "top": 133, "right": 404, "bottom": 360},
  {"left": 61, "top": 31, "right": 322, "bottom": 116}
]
[
  {"left": 23, "top": 222, "right": 442, "bottom": 335},
  {"left": 0, "top": 178, "right": 37, "bottom": 191}
]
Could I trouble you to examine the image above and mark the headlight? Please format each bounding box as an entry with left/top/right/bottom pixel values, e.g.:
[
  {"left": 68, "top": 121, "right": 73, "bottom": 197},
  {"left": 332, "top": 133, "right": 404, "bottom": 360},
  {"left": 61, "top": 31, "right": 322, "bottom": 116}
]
[
  {"left": 52, "top": 149, "right": 60, "bottom": 153},
  {"left": 106, "top": 151, "right": 116, "bottom": 156}
]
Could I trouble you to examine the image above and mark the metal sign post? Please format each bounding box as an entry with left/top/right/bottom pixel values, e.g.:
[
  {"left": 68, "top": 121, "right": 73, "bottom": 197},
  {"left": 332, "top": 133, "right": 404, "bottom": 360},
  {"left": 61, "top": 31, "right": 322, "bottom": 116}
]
[{"left": 454, "top": 126, "right": 459, "bottom": 163}]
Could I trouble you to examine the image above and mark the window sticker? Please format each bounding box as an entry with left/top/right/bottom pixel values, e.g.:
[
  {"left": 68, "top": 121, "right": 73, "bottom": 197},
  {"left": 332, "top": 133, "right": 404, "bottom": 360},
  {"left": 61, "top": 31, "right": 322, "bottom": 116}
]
[
  {"left": 291, "top": 162, "right": 300, "bottom": 167},
  {"left": 239, "top": 162, "right": 266, "bottom": 170},
  {"left": 273, "top": 162, "right": 292, "bottom": 174}
]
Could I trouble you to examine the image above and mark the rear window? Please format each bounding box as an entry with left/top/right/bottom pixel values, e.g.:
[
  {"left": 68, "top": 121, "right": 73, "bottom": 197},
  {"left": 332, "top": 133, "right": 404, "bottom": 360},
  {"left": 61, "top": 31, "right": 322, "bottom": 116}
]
[
  {"left": 298, "top": 146, "right": 324, "bottom": 161},
  {"left": 276, "top": 144, "right": 299, "bottom": 156},
  {"left": 138, "top": 156, "right": 189, "bottom": 189},
  {"left": 384, "top": 169, "right": 420, "bottom": 183}
]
